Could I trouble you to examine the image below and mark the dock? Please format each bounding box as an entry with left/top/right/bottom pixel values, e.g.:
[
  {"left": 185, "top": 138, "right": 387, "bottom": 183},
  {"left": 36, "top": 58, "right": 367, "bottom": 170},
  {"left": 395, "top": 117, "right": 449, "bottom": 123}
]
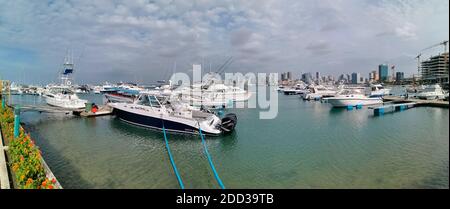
[
  {"left": 15, "top": 105, "right": 73, "bottom": 114},
  {"left": 369, "top": 102, "right": 417, "bottom": 115},
  {"left": 368, "top": 96, "right": 449, "bottom": 116},
  {"left": 383, "top": 96, "right": 449, "bottom": 108},
  {"left": 73, "top": 105, "right": 113, "bottom": 117}
]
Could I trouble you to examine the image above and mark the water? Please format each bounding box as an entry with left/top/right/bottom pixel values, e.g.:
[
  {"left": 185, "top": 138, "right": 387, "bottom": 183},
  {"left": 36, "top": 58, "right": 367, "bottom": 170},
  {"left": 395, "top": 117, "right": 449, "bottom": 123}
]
[{"left": 8, "top": 91, "right": 449, "bottom": 189}]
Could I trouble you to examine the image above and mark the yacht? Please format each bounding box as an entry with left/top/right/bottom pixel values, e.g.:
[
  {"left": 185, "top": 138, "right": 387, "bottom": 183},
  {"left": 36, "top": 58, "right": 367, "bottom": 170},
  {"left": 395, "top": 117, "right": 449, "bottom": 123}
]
[
  {"left": 302, "top": 85, "right": 337, "bottom": 100},
  {"left": 43, "top": 86, "right": 87, "bottom": 109},
  {"left": 369, "top": 84, "right": 391, "bottom": 97},
  {"left": 109, "top": 94, "right": 237, "bottom": 136},
  {"left": 406, "top": 85, "right": 426, "bottom": 98},
  {"left": 323, "top": 89, "right": 382, "bottom": 107},
  {"left": 104, "top": 88, "right": 139, "bottom": 104},
  {"left": 171, "top": 83, "right": 251, "bottom": 108},
  {"left": 416, "top": 84, "right": 445, "bottom": 100},
  {"left": 276, "top": 86, "right": 286, "bottom": 92},
  {"left": 43, "top": 54, "right": 88, "bottom": 109},
  {"left": 10, "top": 83, "right": 23, "bottom": 95}
]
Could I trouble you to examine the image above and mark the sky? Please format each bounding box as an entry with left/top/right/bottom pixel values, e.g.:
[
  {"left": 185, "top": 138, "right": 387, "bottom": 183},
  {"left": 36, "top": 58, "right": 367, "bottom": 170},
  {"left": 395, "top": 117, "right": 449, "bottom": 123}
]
[{"left": 0, "top": 0, "right": 448, "bottom": 85}]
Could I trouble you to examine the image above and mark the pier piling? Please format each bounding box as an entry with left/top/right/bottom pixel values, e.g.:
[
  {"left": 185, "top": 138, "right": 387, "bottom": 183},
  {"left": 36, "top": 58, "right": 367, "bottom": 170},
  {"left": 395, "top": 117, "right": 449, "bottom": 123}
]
[{"left": 14, "top": 106, "right": 20, "bottom": 138}]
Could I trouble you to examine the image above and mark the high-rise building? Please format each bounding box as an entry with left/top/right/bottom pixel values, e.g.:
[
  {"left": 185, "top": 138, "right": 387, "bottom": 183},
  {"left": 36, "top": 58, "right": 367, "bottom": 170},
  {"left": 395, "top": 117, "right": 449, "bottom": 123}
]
[
  {"left": 378, "top": 64, "right": 389, "bottom": 82},
  {"left": 301, "top": 72, "right": 313, "bottom": 84},
  {"left": 369, "top": 72, "right": 375, "bottom": 82},
  {"left": 371, "top": 70, "right": 379, "bottom": 81},
  {"left": 287, "top": 72, "right": 293, "bottom": 81},
  {"left": 316, "top": 72, "right": 321, "bottom": 81},
  {"left": 396, "top": 72, "right": 405, "bottom": 81},
  {"left": 351, "top": 72, "right": 362, "bottom": 84},
  {"left": 421, "top": 52, "right": 449, "bottom": 84}
]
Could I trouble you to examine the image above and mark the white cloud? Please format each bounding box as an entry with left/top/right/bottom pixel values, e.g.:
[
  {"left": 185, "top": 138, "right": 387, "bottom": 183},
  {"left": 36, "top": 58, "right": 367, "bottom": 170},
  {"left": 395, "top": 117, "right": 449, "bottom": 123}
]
[{"left": 0, "top": 0, "right": 448, "bottom": 83}]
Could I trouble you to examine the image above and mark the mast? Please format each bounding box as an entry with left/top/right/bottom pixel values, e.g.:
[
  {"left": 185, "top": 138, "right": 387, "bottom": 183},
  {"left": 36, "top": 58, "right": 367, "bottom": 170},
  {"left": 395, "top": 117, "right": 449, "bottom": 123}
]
[{"left": 60, "top": 50, "right": 75, "bottom": 87}]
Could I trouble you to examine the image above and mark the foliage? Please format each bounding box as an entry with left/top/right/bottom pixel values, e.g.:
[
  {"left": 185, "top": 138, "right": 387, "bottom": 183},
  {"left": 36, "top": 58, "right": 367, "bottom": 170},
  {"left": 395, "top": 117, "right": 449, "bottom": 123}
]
[{"left": 0, "top": 101, "right": 57, "bottom": 189}]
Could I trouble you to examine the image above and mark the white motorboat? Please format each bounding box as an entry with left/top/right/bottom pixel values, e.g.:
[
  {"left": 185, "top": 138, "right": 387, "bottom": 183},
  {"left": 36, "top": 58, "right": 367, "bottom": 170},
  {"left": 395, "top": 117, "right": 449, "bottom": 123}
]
[
  {"left": 171, "top": 83, "right": 251, "bottom": 108},
  {"left": 110, "top": 94, "right": 237, "bottom": 136},
  {"left": 323, "top": 89, "right": 383, "bottom": 107},
  {"left": 10, "top": 83, "right": 23, "bottom": 95},
  {"left": 276, "top": 86, "right": 286, "bottom": 92},
  {"left": 302, "top": 85, "right": 337, "bottom": 100},
  {"left": 369, "top": 84, "right": 391, "bottom": 97},
  {"left": 283, "top": 87, "right": 304, "bottom": 95},
  {"left": 43, "top": 86, "right": 87, "bottom": 109},
  {"left": 104, "top": 92, "right": 137, "bottom": 104},
  {"left": 43, "top": 53, "right": 87, "bottom": 109},
  {"left": 416, "top": 84, "right": 445, "bottom": 100},
  {"left": 406, "top": 85, "right": 426, "bottom": 98}
]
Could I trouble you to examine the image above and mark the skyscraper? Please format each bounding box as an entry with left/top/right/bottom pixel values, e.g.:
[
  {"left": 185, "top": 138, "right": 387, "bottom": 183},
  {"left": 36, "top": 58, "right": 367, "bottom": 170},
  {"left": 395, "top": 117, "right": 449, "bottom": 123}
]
[
  {"left": 351, "top": 72, "right": 361, "bottom": 84},
  {"left": 372, "top": 70, "right": 379, "bottom": 81},
  {"left": 378, "top": 64, "right": 389, "bottom": 82},
  {"left": 369, "top": 72, "right": 375, "bottom": 82},
  {"left": 287, "top": 72, "right": 293, "bottom": 80},
  {"left": 396, "top": 72, "right": 404, "bottom": 81}
]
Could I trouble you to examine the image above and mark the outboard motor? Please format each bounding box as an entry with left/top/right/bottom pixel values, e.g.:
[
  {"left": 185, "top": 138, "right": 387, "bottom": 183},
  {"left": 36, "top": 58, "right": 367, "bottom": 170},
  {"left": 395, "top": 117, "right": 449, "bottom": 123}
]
[{"left": 220, "top": 113, "right": 237, "bottom": 134}]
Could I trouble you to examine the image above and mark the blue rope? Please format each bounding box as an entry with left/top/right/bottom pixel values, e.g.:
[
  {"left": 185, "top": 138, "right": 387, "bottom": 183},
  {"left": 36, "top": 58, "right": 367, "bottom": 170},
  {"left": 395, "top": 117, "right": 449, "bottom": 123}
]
[
  {"left": 198, "top": 124, "right": 226, "bottom": 189},
  {"left": 162, "top": 123, "right": 185, "bottom": 189}
]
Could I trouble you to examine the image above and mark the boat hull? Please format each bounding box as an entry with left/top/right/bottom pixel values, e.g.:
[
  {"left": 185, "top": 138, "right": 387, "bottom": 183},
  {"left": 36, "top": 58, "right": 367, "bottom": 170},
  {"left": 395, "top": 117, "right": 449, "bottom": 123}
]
[
  {"left": 325, "top": 98, "right": 382, "bottom": 107},
  {"left": 44, "top": 96, "right": 87, "bottom": 109},
  {"left": 113, "top": 107, "right": 220, "bottom": 136}
]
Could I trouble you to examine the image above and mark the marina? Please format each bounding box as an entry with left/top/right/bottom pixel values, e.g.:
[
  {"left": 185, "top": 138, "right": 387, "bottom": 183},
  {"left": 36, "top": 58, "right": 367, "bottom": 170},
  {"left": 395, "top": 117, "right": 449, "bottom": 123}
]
[
  {"left": 0, "top": 0, "right": 448, "bottom": 194},
  {"left": 0, "top": 91, "right": 447, "bottom": 189}
]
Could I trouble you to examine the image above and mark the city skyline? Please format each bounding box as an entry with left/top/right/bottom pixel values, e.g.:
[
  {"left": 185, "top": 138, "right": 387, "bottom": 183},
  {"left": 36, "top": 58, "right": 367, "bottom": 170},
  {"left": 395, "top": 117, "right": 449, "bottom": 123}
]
[{"left": 0, "top": 0, "right": 449, "bottom": 85}]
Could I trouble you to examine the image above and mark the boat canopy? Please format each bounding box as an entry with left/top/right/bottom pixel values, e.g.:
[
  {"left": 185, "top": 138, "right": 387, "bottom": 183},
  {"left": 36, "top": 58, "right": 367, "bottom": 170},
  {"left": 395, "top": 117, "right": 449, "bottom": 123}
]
[{"left": 136, "top": 94, "right": 163, "bottom": 108}]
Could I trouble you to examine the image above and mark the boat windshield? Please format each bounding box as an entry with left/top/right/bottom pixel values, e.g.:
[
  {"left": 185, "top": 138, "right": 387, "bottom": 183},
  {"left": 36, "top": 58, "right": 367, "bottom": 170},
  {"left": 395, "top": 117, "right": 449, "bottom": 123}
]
[
  {"left": 136, "top": 95, "right": 162, "bottom": 108},
  {"left": 339, "top": 89, "right": 362, "bottom": 95},
  {"left": 49, "top": 87, "right": 73, "bottom": 95}
]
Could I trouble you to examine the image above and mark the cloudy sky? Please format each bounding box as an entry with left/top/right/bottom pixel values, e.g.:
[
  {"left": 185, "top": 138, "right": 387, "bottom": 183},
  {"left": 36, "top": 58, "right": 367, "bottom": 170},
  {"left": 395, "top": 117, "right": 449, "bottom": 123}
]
[{"left": 0, "top": 0, "right": 448, "bottom": 84}]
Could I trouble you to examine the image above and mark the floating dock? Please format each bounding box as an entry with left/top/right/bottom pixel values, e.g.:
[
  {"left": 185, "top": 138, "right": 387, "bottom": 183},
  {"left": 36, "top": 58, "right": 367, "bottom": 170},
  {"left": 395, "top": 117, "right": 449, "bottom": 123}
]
[
  {"left": 16, "top": 105, "right": 73, "bottom": 114},
  {"left": 383, "top": 96, "right": 449, "bottom": 108},
  {"left": 367, "top": 96, "right": 449, "bottom": 116},
  {"left": 369, "top": 102, "right": 417, "bottom": 116}
]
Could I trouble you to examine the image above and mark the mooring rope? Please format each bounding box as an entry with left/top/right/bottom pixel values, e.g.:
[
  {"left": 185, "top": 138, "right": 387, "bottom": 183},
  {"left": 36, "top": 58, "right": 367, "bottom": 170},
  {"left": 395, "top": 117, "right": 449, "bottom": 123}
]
[
  {"left": 198, "top": 122, "right": 226, "bottom": 189},
  {"left": 162, "top": 120, "right": 185, "bottom": 189}
]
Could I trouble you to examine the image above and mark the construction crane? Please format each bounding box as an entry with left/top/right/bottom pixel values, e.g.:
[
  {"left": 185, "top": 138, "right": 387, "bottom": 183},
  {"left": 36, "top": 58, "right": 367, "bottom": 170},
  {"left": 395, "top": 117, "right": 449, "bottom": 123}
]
[
  {"left": 421, "top": 40, "right": 448, "bottom": 54},
  {"left": 415, "top": 40, "right": 448, "bottom": 81}
]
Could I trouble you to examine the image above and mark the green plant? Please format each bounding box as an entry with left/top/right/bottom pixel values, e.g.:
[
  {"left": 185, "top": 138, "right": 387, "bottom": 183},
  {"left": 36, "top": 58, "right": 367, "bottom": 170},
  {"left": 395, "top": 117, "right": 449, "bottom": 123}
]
[{"left": 0, "top": 100, "right": 56, "bottom": 189}]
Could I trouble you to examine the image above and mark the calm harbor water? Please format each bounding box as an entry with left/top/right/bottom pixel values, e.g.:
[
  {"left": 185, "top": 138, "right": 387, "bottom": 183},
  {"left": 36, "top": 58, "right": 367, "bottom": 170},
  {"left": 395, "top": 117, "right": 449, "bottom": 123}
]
[{"left": 9, "top": 91, "right": 449, "bottom": 189}]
